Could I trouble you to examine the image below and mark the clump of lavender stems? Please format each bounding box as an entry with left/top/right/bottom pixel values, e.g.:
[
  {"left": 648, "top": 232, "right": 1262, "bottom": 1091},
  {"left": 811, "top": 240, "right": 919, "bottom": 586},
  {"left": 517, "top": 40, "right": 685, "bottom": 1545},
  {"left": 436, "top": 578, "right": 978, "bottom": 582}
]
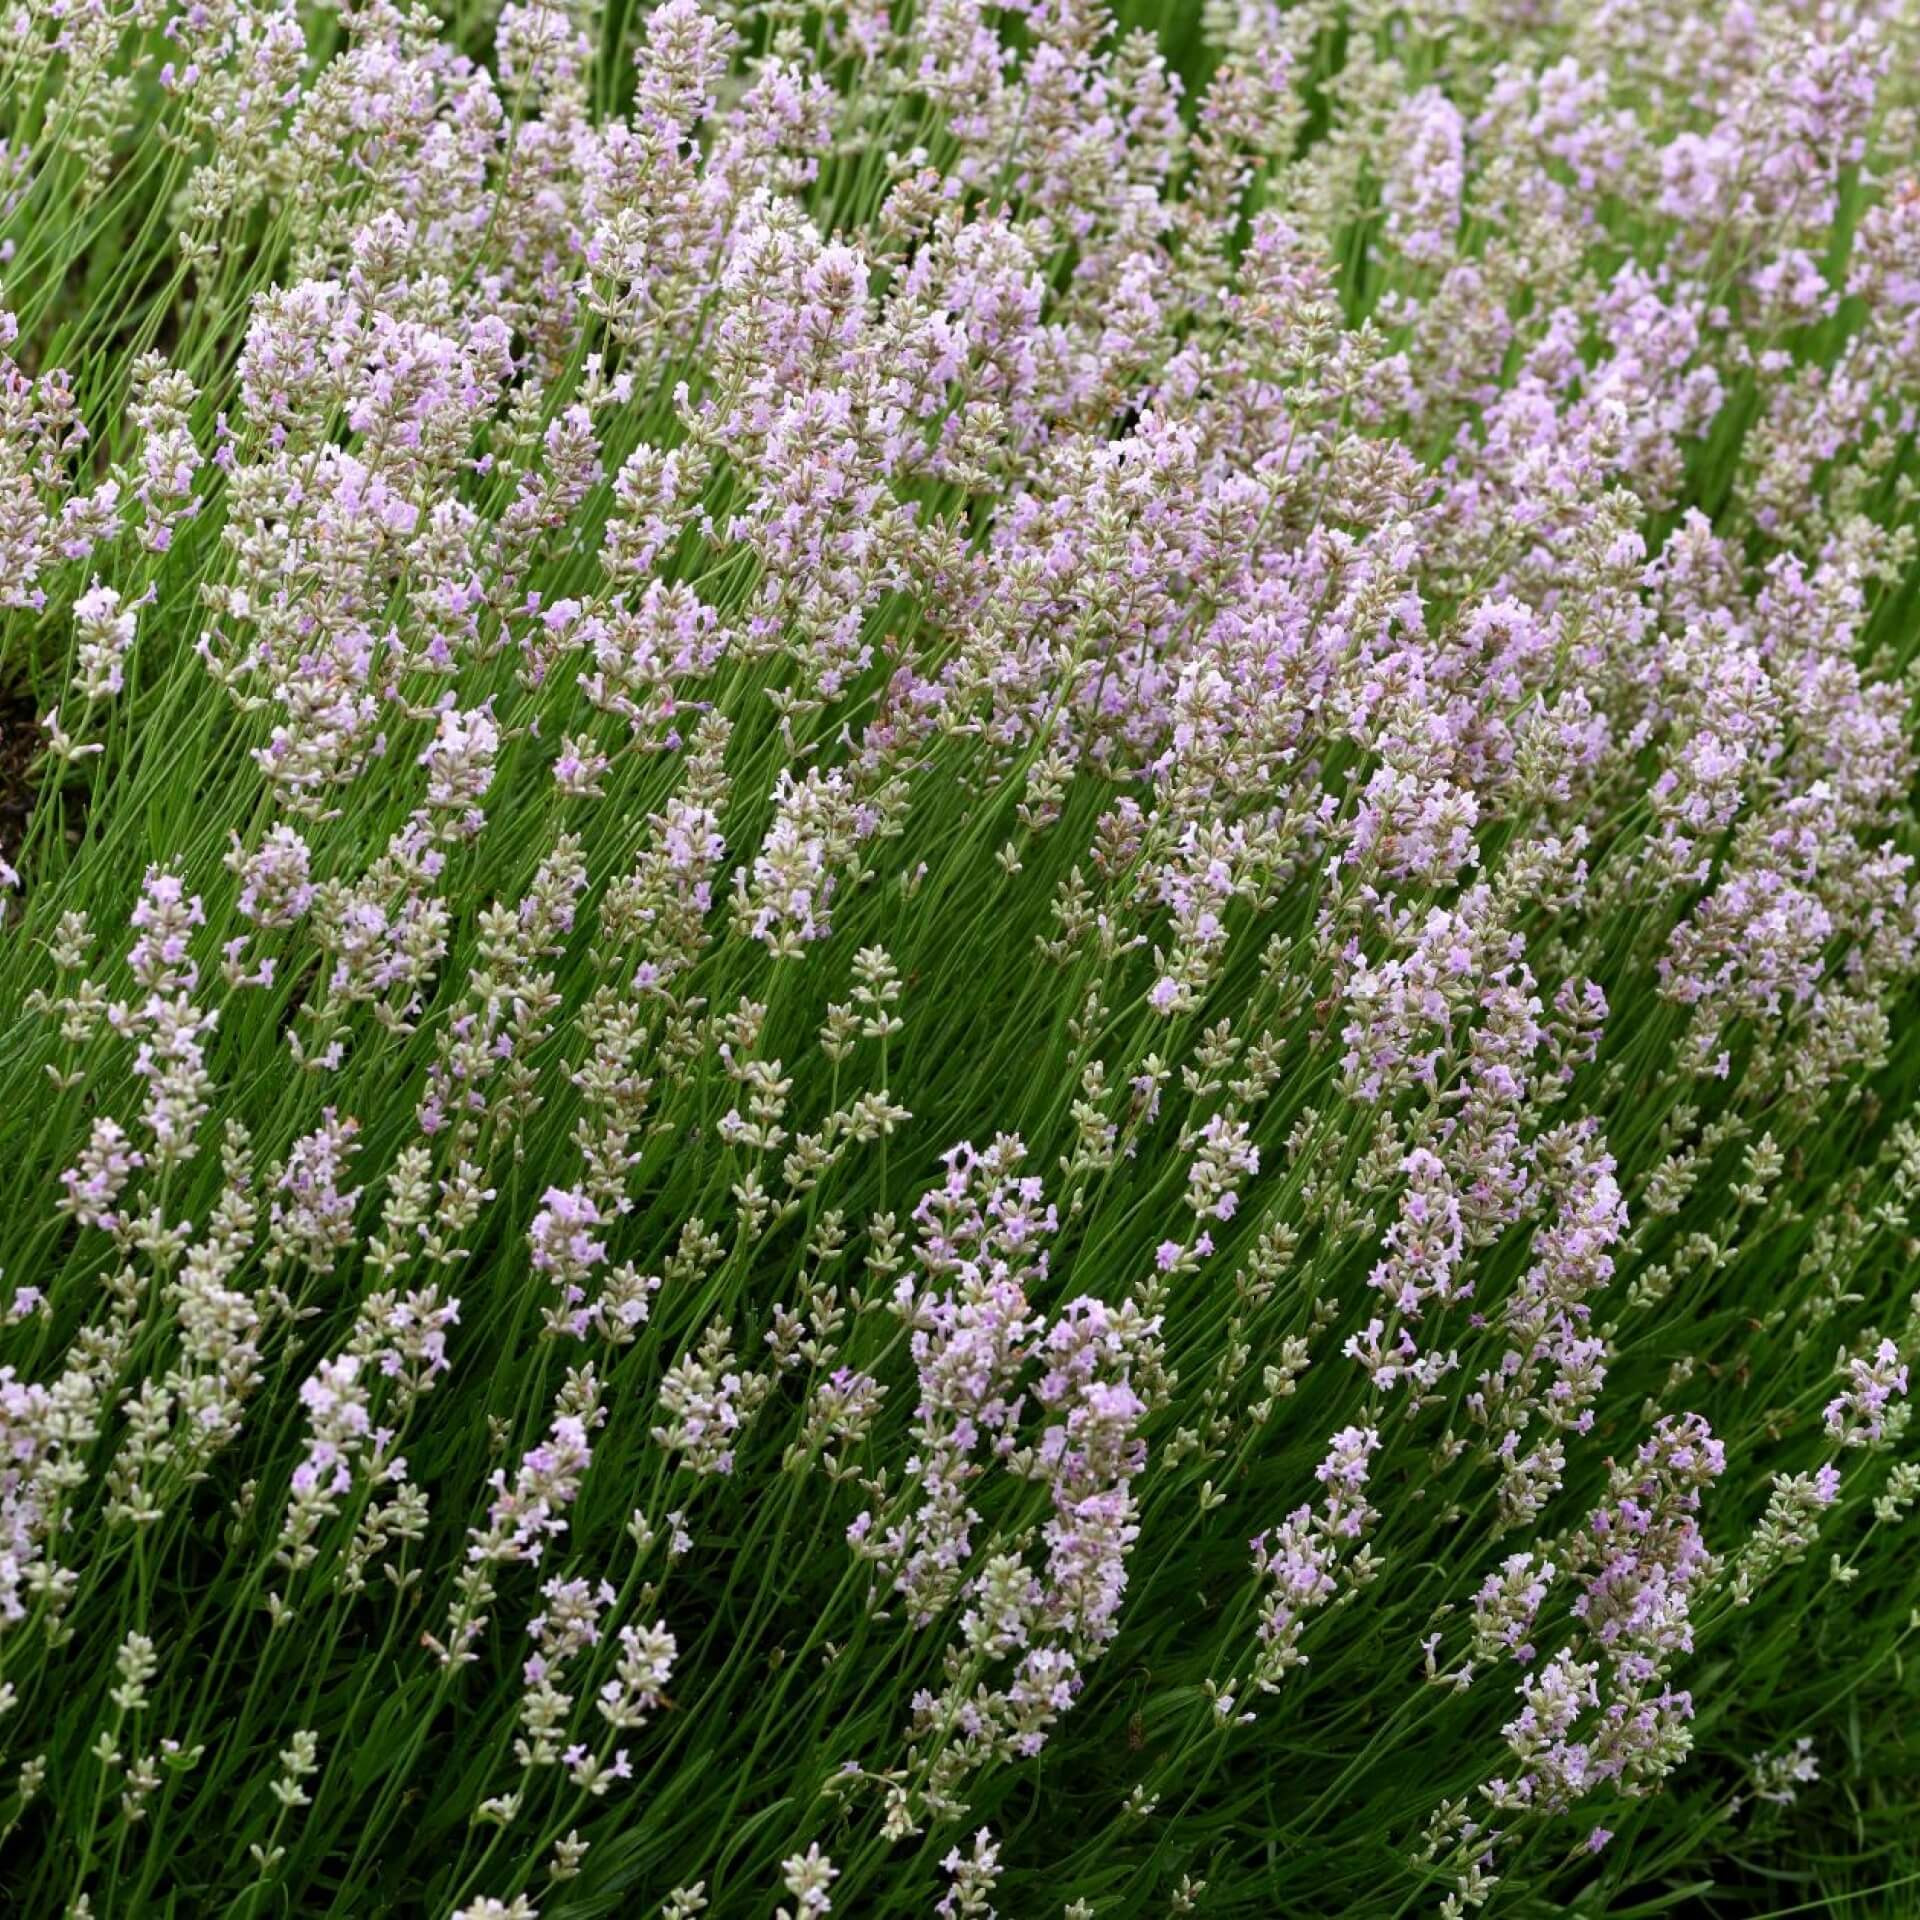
[{"left": 1, "top": 0, "right": 1919, "bottom": 1915}]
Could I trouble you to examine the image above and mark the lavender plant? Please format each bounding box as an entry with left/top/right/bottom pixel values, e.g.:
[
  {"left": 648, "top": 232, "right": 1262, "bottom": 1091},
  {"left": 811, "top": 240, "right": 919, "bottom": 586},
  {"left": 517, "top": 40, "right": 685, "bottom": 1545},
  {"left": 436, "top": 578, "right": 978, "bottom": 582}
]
[{"left": 1, "top": 0, "right": 1919, "bottom": 1914}]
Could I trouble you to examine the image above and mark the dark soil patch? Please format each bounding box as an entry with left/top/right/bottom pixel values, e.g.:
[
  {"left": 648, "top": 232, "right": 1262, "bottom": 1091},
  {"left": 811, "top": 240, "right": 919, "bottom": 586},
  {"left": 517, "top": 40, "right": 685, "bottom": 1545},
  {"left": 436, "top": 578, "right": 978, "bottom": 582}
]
[{"left": 0, "top": 682, "right": 40, "bottom": 859}]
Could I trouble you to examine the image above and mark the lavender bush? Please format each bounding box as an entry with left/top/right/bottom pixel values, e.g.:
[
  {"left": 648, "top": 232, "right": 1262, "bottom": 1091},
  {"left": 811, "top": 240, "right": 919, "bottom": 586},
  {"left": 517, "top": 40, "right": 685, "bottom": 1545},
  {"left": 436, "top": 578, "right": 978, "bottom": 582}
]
[{"left": 2, "top": 0, "right": 1919, "bottom": 1912}]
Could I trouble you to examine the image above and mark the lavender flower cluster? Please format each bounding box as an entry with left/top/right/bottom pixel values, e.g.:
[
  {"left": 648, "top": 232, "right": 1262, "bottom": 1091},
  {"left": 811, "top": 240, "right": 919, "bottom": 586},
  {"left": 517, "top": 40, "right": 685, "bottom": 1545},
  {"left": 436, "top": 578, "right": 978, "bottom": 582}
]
[{"left": 2, "top": 0, "right": 1919, "bottom": 1913}]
